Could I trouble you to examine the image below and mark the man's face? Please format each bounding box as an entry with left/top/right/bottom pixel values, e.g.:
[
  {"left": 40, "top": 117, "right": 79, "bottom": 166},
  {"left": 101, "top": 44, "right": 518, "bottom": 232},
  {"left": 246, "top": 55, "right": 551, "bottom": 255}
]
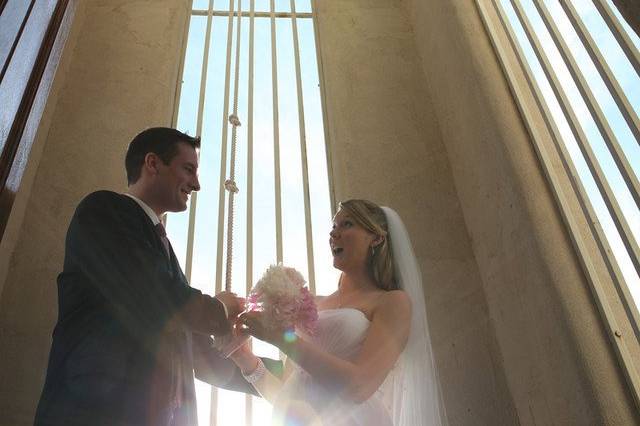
[{"left": 156, "top": 142, "right": 200, "bottom": 213}]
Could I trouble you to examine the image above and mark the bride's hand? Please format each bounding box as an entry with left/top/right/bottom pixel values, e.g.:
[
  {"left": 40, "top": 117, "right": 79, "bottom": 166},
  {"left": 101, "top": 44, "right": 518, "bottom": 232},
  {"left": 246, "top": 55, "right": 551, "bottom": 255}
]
[{"left": 237, "top": 311, "right": 288, "bottom": 347}]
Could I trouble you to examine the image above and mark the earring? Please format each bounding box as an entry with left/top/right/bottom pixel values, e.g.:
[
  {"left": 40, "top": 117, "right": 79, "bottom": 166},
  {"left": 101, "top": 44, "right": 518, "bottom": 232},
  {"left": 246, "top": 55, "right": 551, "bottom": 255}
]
[{"left": 370, "top": 245, "right": 375, "bottom": 258}]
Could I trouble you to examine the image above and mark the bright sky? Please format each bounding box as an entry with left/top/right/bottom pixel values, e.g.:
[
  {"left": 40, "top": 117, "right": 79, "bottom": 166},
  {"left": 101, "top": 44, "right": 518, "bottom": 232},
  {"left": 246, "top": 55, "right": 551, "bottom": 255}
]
[
  {"left": 167, "top": 0, "right": 640, "bottom": 425},
  {"left": 166, "top": 1, "right": 336, "bottom": 424}
]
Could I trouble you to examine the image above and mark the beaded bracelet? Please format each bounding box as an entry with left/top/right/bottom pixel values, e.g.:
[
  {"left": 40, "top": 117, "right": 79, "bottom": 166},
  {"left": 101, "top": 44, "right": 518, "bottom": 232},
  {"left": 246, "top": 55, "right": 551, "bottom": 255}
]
[{"left": 242, "top": 358, "right": 266, "bottom": 384}]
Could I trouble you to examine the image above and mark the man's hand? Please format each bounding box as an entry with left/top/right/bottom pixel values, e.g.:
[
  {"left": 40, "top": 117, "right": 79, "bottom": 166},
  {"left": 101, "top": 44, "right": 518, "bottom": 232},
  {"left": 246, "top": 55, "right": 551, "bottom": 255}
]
[
  {"left": 237, "top": 311, "right": 288, "bottom": 348},
  {"left": 215, "top": 291, "right": 245, "bottom": 319}
]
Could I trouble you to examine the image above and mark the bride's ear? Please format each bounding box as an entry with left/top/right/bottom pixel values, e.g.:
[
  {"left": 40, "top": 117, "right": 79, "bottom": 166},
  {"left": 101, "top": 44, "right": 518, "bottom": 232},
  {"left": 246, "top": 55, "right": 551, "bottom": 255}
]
[{"left": 371, "top": 235, "right": 384, "bottom": 248}]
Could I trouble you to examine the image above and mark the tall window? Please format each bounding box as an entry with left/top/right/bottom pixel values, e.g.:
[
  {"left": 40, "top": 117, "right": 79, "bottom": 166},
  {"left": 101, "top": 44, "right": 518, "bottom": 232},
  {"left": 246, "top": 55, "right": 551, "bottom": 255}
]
[
  {"left": 477, "top": 0, "right": 639, "bottom": 407},
  {"left": 166, "top": 0, "right": 337, "bottom": 424}
]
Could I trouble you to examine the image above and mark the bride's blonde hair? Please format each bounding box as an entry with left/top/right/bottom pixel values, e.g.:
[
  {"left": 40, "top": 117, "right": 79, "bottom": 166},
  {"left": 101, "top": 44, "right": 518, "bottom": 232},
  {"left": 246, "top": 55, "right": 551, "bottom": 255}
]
[{"left": 338, "top": 199, "right": 398, "bottom": 291}]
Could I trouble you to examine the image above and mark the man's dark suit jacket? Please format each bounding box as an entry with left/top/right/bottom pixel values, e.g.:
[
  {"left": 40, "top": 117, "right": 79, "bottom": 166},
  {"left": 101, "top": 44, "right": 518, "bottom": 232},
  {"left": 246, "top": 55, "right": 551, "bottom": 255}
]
[{"left": 34, "top": 191, "right": 258, "bottom": 426}]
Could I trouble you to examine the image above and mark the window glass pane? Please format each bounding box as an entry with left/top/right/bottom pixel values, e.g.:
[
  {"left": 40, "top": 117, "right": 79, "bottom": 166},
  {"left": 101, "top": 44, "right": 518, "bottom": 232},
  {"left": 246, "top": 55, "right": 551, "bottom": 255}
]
[
  {"left": 605, "top": 0, "right": 640, "bottom": 49},
  {"left": 167, "top": 15, "right": 208, "bottom": 267},
  {"left": 190, "top": 15, "right": 230, "bottom": 294},
  {"left": 275, "top": 0, "right": 290, "bottom": 13},
  {"left": 571, "top": 0, "right": 640, "bottom": 115},
  {"left": 217, "top": 390, "right": 246, "bottom": 426},
  {"left": 298, "top": 18, "right": 338, "bottom": 295},
  {"left": 224, "top": 15, "right": 252, "bottom": 296},
  {"left": 254, "top": 0, "right": 270, "bottom": 13},
  {"left": 252, "top": 17, "right": 277, "bottom": 282},
  {"left": 276, "top": 18, "right": 308, "bottom": 279},
  {"left": 515, "top": 0, "right": 640, "bottom": 247},
  {"left": 296, "top": 0, "right": 311, "bottom": 14},
  {"left": 178, "top": 4, "right": 327, "bottom": 424},
  {"left": 176, "top": 15, "right": 207, "bottom": 144},
  {"left": 192, "top": 0, "right": 209, "bottom": 10},
  {"left": 498, "top": 0, "right": 640, "bottom": 318},
  {"left": 545, "top": 0, "right": 640, "bottom": 181}
]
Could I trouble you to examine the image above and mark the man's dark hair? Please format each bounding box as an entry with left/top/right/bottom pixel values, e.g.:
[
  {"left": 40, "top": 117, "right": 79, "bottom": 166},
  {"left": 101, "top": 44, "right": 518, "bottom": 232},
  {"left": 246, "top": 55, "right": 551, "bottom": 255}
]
[{"left": 125, "top": 127, "right": 201, "bottom": 185}]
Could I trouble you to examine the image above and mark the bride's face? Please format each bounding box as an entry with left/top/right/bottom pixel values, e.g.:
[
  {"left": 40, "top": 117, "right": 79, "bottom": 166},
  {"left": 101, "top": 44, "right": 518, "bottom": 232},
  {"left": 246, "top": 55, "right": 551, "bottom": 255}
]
[{"left": 330, "top": 209, "right": 376, "bottom": 272}]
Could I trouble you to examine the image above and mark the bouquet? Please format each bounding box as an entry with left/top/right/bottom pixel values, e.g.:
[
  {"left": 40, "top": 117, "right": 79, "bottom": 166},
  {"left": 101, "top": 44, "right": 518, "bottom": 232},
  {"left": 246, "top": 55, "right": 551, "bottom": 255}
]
[
  {"left": 246, "top": 264, "right": 318, "bottom": 336},
  {"left": 219, "top": 264, "right": 317, "bottom": 357}
]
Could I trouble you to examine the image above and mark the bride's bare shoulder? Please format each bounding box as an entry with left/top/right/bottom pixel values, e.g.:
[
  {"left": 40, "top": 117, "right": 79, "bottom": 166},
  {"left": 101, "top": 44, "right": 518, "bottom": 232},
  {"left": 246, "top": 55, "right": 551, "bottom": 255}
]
[{"left": 377, "top": 289, "right": 411, "bottom": 311}]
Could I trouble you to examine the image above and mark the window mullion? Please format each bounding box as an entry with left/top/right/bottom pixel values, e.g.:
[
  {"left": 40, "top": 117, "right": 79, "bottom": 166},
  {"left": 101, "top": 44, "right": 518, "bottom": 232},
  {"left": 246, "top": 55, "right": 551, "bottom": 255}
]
[
  {"left": 510, "top": 0, "right": 640, "bottom": 279},
  {"left": 290, "top": 0, "right": 316, "bottom": 294},
  {"left": 531, "top": 0, "right": 640, "bottom": 210},
  {"left": 270, "top": 0, "right": 283, "bottom": 264},
  {"left": 592, "top": 0, "right": 640, "bottom": 77},
  {"left": 559, "top": 0, "right": 640, "bottom": 143},
  {"left": 485, "top": 0, "right": 640, "bottom": 410}
]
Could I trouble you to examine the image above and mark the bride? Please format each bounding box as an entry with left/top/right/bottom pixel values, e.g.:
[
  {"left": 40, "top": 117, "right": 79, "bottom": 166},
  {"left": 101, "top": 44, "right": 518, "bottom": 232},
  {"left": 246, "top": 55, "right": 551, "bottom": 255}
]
[{"left": 230, "top": 199, "right": 446, "bottom": 425}]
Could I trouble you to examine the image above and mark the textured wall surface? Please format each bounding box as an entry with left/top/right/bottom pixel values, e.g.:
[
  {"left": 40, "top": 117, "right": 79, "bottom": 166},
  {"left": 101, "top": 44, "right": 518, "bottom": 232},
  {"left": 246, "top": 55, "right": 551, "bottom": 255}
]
[
  {"left": 314, "top": 1, "right": 518, "bottom": 424},
  {"left": 0, "top": 1, "right": 189, "bottom": 423},
  {"left": 1, "top": 0, "right": 636, "bottom": 424},
  {"left": 402, "top": 0, "right": 638, "bottom": 424}
]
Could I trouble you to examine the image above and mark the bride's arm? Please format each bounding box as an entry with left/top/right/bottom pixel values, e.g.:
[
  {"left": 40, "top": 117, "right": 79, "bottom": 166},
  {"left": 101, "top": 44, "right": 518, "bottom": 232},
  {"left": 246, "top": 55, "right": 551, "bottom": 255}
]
[
  {"left": 229, "top": 345, "right": 295, "bottom": 404},
  {"left": 230, "top": 295, "right": 325, "bottom": 402},
  {"left": 245, "top": 290, "right": 411, "bottom": 403}
]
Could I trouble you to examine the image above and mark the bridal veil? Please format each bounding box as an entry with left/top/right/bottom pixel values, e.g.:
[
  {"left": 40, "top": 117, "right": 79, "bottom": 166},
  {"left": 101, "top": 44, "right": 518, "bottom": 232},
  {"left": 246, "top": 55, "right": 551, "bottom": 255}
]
[{"left": 381, "top": 207, "right": 447, "bottom": 426}]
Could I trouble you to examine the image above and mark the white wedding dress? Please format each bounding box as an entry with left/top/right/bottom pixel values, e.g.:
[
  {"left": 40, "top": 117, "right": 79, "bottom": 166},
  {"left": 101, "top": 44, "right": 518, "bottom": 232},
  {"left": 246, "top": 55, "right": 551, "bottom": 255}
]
[
  {"left": 272, "top": 308, "right": 393, "bottom": 426},
  {"left": 270, "top": 207, "right": 446, "bottom": 426}
]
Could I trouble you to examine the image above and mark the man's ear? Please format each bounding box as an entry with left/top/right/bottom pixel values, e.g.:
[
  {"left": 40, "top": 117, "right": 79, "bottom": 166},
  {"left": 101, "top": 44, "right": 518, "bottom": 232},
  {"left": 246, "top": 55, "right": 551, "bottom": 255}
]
[{"left": 143, "top": 152, "right": 160, "bottom": 176}]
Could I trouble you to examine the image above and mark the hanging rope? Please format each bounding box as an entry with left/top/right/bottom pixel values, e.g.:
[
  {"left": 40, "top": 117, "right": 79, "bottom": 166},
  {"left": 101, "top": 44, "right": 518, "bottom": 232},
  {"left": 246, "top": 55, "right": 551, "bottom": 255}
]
[{"left": 224, "top": 0, "right": 243, "bottom": 292}]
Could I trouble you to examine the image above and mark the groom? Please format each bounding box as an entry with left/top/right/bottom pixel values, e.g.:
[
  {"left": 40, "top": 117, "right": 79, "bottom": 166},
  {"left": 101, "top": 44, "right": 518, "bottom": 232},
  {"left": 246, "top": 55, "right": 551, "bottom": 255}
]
[{"left": 35, "top": 128, "right": 256, "bottom": 426}]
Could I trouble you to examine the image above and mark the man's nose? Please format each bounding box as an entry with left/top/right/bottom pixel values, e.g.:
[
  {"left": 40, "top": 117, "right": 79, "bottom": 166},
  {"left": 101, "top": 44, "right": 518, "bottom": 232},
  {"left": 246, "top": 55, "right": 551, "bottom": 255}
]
[{"left": 192, "top": 175, "right": 201, "bottom": 191}]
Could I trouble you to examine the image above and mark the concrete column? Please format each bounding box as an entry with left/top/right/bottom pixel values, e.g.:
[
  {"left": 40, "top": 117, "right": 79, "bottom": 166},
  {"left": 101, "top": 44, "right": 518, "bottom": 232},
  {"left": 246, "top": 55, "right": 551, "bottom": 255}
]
[
  {"left": 0, "top": 1, "right": 190, "bottom": 423},
  {"left": 403, "top": 0, "right": 639, "bottom": 423},
  {"left": 314, "top": 1, "right": 518, "bottom": 424}
]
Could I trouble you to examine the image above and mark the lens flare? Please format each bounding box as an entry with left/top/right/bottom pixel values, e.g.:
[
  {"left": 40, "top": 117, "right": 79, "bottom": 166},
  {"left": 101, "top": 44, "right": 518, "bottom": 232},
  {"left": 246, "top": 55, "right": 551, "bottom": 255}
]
[{"left": 283, "top": 329, "right": 297, "bottom": 343}]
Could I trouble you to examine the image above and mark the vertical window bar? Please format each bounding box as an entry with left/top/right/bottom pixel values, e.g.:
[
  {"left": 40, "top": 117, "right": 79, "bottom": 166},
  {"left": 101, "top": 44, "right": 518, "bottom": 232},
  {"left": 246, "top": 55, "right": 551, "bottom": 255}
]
[
  {"left": 531, "top": 0, "right": 639, "bottom": 208},
  {"left": 177, "top": 2, "right": 331, "bottom": 423},
  {"left": 509, "top": 0, "right": 640, "bottom": 278},
  {"left": 215, "top": 0, "right": 237, "bottom": 295},
  {"left": 185, "top": 0, "right": 216, "bottom": 282},
  {"left": 592, "top": 0, "right": 640, "bottom": 77},
  {"left": 290, "top": 0, "right": 316, "bottom": 294},
  {"left": 310, "top": 0, "right": 336, "bottom": 216},
  {"left": 245, "top": 0, "right": 255, "bottom": 424},
  {"left": 560, "top": 0, "right": 640, "bottom": 143},
  {"left": 212, "top": 4, "right": 236, "bottom": 424},
  {"left": 490, "top": 0, "right": 640, "bottom": 409},
  {"left": 524, "top": 0, "right": 640, "bottom": 338},
  {"left": 271, "top": 0, "right": 283, "bottom": 263},
  {"left": 224, "top": 0, "right": 243, "bottom": 291}
]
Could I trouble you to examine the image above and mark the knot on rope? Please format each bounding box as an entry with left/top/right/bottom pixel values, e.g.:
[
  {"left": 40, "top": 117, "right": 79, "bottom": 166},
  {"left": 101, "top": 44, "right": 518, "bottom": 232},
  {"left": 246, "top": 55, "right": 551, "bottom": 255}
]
[
  {"left": 224, "top": 179, "right": 239, "bottom": 193},
  {"left": 228, "top": 114, "right": 242, "bottom": 127}
]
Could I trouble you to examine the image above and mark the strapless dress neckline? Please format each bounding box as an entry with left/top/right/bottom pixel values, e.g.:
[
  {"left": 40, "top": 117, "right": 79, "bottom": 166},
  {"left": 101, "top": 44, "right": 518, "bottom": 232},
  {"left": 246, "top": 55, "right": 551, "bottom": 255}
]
[
  {"left": 273, "top": 305, "right": 392, "bottom": 426},
  {"left": 318, "top": 307, "right": 371, "bottom": 322}
]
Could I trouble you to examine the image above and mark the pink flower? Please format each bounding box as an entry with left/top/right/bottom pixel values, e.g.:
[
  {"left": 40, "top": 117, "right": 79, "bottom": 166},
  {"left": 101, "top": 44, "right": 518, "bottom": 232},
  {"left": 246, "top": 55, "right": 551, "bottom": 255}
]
[{"left": 247, "top": 264, "right": 318, "bottom": 335}]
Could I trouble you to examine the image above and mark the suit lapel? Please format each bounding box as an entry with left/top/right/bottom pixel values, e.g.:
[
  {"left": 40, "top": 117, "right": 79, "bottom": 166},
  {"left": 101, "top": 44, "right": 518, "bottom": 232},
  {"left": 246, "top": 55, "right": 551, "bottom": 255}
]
[{"left": 120, "top": 194, "right": 172, "bottom": 261}]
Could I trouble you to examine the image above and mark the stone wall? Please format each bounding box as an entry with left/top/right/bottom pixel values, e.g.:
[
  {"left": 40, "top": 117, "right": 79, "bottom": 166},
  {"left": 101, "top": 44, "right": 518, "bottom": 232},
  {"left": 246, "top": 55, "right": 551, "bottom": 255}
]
[
  {"left": 0, "top": 1, "right": 190, "bottom": 423},
  {"left": 402, "top": 0, "right": 638, "bottom": 423},
  {"left": 313, "top": 0, "right": 518, "bottom": 424},
  {"left": 1, "top": 0, "right": 636, "bottom": 424}
]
